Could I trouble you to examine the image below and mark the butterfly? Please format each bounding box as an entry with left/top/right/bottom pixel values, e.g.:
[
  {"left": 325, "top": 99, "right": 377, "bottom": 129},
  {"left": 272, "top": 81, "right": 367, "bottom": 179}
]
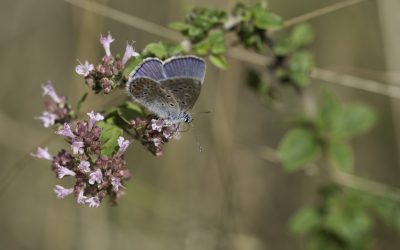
[{"left": 126, "top": 56, "right": 206, "bottom": 124}]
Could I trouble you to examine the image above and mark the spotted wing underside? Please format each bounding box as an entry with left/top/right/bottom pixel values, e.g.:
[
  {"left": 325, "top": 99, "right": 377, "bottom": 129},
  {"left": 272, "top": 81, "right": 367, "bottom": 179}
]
[{"left": 127, "top": 77, "right": 178, "bottom": 118}]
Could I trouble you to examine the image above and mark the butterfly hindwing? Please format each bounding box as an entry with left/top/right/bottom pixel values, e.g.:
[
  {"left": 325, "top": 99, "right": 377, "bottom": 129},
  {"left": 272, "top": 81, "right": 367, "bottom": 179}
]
[
  {"left": 128, "top": 77, "right": 179, "bottom": 118},
  {"left": 160, "top": 78, "right": 202, "bottom": 111}
]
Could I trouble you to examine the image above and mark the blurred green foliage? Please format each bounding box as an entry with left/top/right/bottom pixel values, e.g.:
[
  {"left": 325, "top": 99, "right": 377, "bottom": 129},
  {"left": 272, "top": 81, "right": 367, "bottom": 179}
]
[
  {"left": 290, "top": 186, "right": 400, "bottom": 250},
  {"left": 278, "top": 89, "right": 376, "bottom": 173}
]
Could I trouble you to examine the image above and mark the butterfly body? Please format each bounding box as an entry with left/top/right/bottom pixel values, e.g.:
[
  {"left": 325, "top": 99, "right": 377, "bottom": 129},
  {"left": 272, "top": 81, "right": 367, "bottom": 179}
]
[{"left": 126, "top": 56, "right": 206, "bottom": 124}]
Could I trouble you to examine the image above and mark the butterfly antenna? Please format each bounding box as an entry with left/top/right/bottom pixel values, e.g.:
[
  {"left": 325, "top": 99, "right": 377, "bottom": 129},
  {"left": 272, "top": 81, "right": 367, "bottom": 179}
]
[
  {"left": 192, "top": 110, "right": 213, "bottom": 116},
  {"left": 191, "top": 122, "right": 204, "bottom": 153}
]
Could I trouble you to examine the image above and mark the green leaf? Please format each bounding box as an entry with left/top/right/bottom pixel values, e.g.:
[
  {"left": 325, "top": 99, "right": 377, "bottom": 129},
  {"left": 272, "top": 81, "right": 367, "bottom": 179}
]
[
  {"left": 168, "top": 21, "right": 189, "bottom": 31},
  {"left": 328, "top": 140, "right": 354, "bottom": 172},
  {"left": 164, "top": 43, "right": 184, "bottom": 56},
  {"left": 316, "top": 88, "right": 341, "bottom": 133},
  {"left": 278, "top": 128, "right": 321, "bottom": 172},
  {"left": 193, "top": 39, "right": 211, "bottom": 56},
  {"left": 253, "top": 9, "right": 283, "bottom": 30},
  {"left": 97, "top": 121, "right": 123, "bottom": 157},
  {"left": 374, "top": 198, "right": 400, "bottom": 232},
  {"left": 290, "top": 23, "right": 314, "bottom": 48},
  {"left": 188, "top": 26, "right": 204, "bottom": 40},
  {"left": 209, "top": 54, "right": 227, "bottom": 69},
  {"left": 325, "top": 196, "right": 373, "bottom": 243},
  {"left": 143, "top": 43, "right": 167, "bottom": 58},
  {"left": 75, "top": 92, "right": 88, "bottom": 114},
  {"left": 117, "top": 102, "right": 143, "bottom": 124},
  {"left": 289, "top": 205, "right": 321, "bottom": 235},
  {"left": 122, "top": 56, "right": 143, "bottom": 77},
  {"left": 288, "top": 51, "right": 314, "bottom": 87},
  {"left": 333, "top": 105, "right": 376, "bottom": 138},
  {"left": 273, "top": 39, "right": 292, "bottom": 56},
  {"left": 208, "top": 31, "right": 225, "bottom": 55}
]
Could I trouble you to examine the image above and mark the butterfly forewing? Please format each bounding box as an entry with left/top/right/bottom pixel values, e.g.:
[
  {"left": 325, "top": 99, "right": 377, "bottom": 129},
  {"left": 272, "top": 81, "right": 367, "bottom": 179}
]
[
  {"left": 130, "top": 58, "right": 165, "bottom": 81},
  {"left": 128, "top": 77, "right": 179, "bottom": 118}
]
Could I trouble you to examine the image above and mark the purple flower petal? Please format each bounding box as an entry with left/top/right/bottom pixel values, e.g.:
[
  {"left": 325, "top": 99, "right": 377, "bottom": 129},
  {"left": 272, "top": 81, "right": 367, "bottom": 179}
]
[
  {"left": 41, "top": 81, "right": 62, "bottom": 103},
  {"left": 71, "top": 140, "right": 84, "bottom": 155},
  {"left": 78, "top": 160, "right": 91, "bottom": 173},
  {"left": 75, "top": 60, "right": 94, "bottom": 77},
  {"left": 30, "top": 147, "right": 53, "bottom": 161},
  {"left": 87, "top": 111, "right": 104, "bottom": 131},
  {"left": 100, "top": 32, "right": 114, "bottom": 56},
  {"left": 117, "top": 136, "right": 130, "bottom": 155},
  {"left": 56, "top": 123, "right": 76, "bottom": 138},
  {"left": 111, "top": 176, "right": 123, "bottom": 192},
  {"left": 121, "top": 42, "right": 139, "bottom": 64},
  {"left": 89, "top": 169, "right": 103, "bottom": 185},
  {"left": 85, "top": 196, "right": 100, "bottom": 208},
  {"left": 54, "top": 185, "right": 74, "bottom": 199},
  {"left": 77, "top": 190, "right": 87, "bottom": 204},
  {"left": 151, "top": 119, "right": 165, "bottom": 132},
  {"left": 56, "top": 164, "right": 76, "bottom": 179},
  {"left": 35, "top": 111, "right": 57, "bottom": 128}
]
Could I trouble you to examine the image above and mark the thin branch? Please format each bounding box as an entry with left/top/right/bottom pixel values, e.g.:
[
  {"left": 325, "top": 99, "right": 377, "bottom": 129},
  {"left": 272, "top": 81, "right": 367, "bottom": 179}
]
[
  {"left": 64, "top": 0, "right": 400, "bottom": 100},
  {"left": 312, "top": 67, "right": 400, "bottom": 99},
  {"left": 283, "top": 0, "right": 372, "bottom": 28},
  {"left": 258, "top": 146, "right": 400, "bottom": 203},
  {"left": 64, "top": 0, "right": 181, "bottom": 42}
]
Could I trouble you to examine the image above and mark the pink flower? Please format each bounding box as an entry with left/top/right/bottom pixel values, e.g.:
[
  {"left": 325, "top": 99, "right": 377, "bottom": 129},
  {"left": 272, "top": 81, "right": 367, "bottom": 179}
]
[
  {"left": 86, "top": 196, "right": 100, "bottom": 208},
  {"left": 87, "top": 111, "right": 104, "bottom": 131},
  {"left": 56, "top": 164, "right": 76, "bottom": 179},
  {"left": 54, "top": 185, "right": 74, "bottom": 199},
  {"left": 117, "top": 136, "right": 130, "bottom": 155},
  {"left": 151, "top": 119, "right": 165, "bottom": 132},
  {"left": 42, "top": 81, "right": 62, "bottom": 103},
  {"left": 100, "top": 32, "right": 114, "bottom": 56},
  {"left": 111, "top": 176, "right": 123, "bottom": 192},
  {"left": 121, "top": 42, "right": 139, "bottom": 64},
  {"left": 77, "top": 190, "right": 87, "bottom": 204},
  {"left": 89, "top": 169, "right": 103, "bottom": 185},
  {"left": 35, "top": 111, "right": 57, "bottom": 128},
  {"left": 56, "top": 123, "right": 76, "bottom": 138},
  {"left": 75, "top": 60, "right": 94, "bottom": 77},
  {"left": 71, "top": 140, "right": 84, "bottom": 155},
  {"left": 78, "top": 160, "right": 91, "bottom": 173},
  {"left": 31, "top": 147, "right": 53, "bottom": 161}
]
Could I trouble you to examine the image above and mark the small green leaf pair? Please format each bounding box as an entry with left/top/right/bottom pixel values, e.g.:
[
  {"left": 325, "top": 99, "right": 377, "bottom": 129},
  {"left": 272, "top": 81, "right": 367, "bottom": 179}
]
[
  {"left": 98, "top": 102, "right": 143, "bottom": 157},
  {"left": 192, "top": 31, "right": 228, "bottom": 69},
  {"left": 278, "top": 89, "right": 376, "bottom": 172}
]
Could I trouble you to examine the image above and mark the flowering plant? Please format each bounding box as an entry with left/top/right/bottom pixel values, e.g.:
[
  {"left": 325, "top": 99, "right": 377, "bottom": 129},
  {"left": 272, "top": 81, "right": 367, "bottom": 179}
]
[{"left": 32, "top": 33, "right": 181, "bottom": 207}]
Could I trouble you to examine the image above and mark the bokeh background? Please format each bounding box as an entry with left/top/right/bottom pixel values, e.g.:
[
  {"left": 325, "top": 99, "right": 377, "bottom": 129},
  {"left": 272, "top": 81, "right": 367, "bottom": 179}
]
[{"left": 1, "top": 0, "right": 400, "bottom": 249}]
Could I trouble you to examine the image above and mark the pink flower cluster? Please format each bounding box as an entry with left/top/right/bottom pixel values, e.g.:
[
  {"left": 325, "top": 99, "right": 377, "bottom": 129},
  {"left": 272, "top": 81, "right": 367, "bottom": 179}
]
[
  {"left": 35, "top": 82, "right": 72, "bottom": 128},
  {"left": 131, "top": 117, "right": 180, "bottom": 156},
  {"left": 75, "top": 32, "right": 139, "bottom": 94},
  {"left": 32, "top": 112, "right": 132, "bottom": 207}
]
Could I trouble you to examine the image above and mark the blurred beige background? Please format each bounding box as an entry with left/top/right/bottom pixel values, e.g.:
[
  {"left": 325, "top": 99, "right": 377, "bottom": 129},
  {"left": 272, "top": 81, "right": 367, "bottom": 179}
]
[{"left": 0, "top": 0, "right": 399, "bottom": 249}]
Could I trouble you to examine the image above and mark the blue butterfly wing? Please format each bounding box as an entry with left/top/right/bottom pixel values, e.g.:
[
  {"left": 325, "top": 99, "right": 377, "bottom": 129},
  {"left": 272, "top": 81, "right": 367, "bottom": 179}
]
[
  {"left": 127, "top": 56, "right": 206, "bottom": 119},
  {"left": 160, "top": 78, "right": 202, "bottom": 111},
  {"left": 127, "top": 77, "right": 178, "bottom": 119},
  {"left": 163, "top": 56, "right": 206, "bottom": 82},
  {"left": 129, "top": 58, "right": 166, "bottom": 81}
]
